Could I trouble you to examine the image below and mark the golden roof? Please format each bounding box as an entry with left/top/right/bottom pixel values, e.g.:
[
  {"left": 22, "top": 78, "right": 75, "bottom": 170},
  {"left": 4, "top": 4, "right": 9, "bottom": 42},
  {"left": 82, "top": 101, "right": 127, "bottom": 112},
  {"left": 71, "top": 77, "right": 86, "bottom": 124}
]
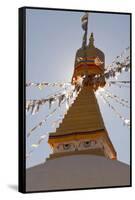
[{"left": 74, "top": 33, "right": 105, "bottom": 69}]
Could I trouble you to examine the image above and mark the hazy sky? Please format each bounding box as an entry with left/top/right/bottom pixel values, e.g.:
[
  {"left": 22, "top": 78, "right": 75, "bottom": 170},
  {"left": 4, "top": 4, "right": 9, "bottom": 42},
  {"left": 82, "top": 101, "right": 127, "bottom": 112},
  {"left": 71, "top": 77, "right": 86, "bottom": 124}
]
[{"left": 26, "top": 8, "right": 130, "bottom": 168}]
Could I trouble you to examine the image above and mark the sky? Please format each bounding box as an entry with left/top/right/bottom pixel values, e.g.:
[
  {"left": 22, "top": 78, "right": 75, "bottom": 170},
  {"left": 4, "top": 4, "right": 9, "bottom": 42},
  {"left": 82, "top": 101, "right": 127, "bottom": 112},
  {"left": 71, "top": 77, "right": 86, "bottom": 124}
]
[{"left": 26, "top": 8, "right": 130, "bottom": 168}]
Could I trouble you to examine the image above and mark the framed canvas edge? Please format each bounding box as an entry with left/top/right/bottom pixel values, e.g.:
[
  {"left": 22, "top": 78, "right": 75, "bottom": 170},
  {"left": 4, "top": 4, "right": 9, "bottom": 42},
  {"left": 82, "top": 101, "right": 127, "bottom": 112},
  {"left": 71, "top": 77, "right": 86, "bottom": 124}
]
[
  {"left": 19, "top": 7, "right": 26, "bottom": 193},
  {"left": 18, "top": 6, "right": 132, "bottom": 194}
]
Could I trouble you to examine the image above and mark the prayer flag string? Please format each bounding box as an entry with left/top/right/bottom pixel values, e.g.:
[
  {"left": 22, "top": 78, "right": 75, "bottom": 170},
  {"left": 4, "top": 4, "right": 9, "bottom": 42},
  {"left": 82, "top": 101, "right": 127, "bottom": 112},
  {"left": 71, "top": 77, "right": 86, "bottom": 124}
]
[
  {"left": 26, "top": 86, "right": 75, "bottom": 115},
  {"left": 26, "top": 81, "right": 71, "bottom": 89},
  {"left": 107, "top": 82, "right": 130, "bottom": 89},
  {"left": 27, "top": 86, "right": 80, "bottom": 138},
  {"left": 98, "top": 91, "right": 130, "bottom": 128},
  {"left": 103, "top": 90, "right": 130, "bottom": 108}
]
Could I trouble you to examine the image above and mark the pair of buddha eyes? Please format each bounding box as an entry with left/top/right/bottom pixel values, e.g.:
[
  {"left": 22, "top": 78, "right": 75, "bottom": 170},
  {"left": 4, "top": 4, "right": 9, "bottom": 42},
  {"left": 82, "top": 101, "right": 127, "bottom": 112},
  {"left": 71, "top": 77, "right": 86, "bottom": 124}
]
[
  {"left": 63, "top": 140, "right": 96, "bottom": 149},
  {"left": 57, "top": 140, "right": 97, "bottom": 150}
]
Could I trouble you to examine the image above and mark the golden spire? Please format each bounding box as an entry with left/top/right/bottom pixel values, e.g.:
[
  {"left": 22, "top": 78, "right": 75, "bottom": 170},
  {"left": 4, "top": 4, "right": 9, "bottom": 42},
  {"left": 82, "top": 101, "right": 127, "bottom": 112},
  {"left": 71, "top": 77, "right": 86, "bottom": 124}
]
[
  {"left": 89, "top": 32, "right": 95, "bottom": 47},
  {"left": 48, "top": 14, "right": 117, "bottom": 161}
]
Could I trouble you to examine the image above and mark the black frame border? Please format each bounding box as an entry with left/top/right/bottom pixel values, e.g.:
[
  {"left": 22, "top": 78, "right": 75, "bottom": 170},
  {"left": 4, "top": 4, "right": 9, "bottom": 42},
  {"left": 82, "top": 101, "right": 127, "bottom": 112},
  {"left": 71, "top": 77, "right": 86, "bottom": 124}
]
[
  {"left": 19, "top": 7, "right": 26, "bottom": 193},
  {"left": 19, "top": 6, "right": 132, "bottom": 193}
]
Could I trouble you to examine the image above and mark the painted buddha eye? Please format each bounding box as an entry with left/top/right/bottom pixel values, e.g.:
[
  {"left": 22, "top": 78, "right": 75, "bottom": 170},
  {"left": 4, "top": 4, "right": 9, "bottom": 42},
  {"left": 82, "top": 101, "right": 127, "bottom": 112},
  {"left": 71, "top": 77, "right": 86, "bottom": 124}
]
[
  {"left": 63, "top": 143, "right": 71, "bottom": 150},
  {"left": 83, "top": 141, "right": 91, "bottom": 147}
]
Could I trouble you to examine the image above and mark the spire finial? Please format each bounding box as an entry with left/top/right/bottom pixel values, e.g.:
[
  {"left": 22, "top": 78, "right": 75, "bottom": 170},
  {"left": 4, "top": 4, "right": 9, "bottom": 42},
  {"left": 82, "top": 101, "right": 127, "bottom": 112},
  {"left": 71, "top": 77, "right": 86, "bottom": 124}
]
[
  {"left": 89, "top": 32, "right": 94, "bottom": 47},
  {"left": 81, "top": 13, "right": 89, "bottom": 48}
]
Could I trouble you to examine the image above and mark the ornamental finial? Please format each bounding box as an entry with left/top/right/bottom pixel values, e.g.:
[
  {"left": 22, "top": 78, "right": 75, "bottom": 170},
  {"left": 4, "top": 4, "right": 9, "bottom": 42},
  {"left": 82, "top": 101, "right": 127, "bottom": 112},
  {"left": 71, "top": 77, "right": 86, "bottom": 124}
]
[{"left": 89, "top": 32, "right": 94, "bottom": 47}]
